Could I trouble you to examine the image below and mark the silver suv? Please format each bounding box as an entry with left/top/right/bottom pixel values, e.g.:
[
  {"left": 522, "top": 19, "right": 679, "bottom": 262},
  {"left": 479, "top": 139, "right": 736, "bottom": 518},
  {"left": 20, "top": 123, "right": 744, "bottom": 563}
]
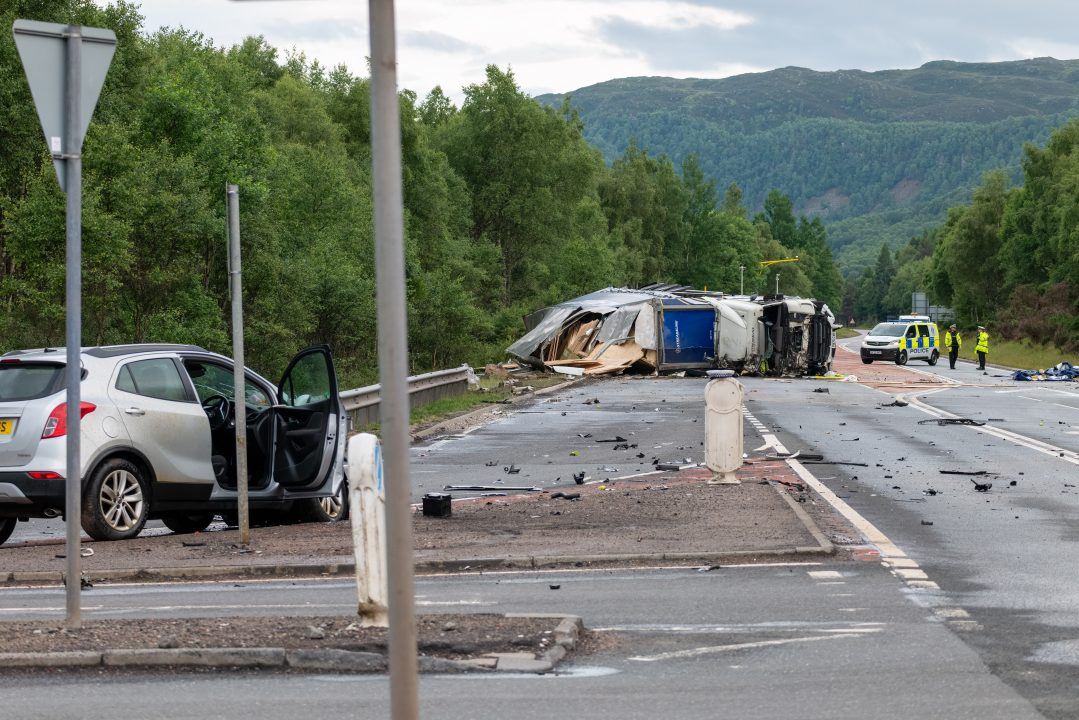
[{"left": 0, "top": 344, "right": 347, "bottom": 545}]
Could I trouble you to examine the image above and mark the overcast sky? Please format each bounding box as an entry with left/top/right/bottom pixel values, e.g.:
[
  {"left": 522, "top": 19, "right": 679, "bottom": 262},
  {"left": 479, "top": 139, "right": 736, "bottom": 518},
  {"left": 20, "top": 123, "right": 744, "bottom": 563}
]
[{"left": 137, "top": 1, "right": 1079, "bottom": 101}]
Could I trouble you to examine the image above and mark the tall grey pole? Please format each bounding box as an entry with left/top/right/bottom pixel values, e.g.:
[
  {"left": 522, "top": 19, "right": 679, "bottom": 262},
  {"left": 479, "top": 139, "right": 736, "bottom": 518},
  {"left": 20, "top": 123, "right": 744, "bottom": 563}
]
[
  {"left": 368, "top": 1, "right": 419, "bottom": 717},
  {"left": 63, "top": 25, "right": 83, "bottom": 629},
  {"left": 739, "top": 265, "right": 745, "bottom": 295},
  {"left": 776, "top": 272, "right": 780, "bottom": 296},
  {"left": 226, "top": 185, "right": 250, "bottom": 546}
]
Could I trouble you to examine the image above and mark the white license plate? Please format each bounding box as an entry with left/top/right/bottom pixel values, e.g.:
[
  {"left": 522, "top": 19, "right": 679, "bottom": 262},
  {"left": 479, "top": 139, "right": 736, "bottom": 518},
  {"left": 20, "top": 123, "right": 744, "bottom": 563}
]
[{"left": 869, "top": 350, "right": 881, "bottom": 355}]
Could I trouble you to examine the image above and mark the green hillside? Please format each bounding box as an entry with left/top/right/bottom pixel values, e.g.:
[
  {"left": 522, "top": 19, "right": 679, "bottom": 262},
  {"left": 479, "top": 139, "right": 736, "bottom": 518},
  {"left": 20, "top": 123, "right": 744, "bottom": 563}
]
[{"left": 537, "top": 59, "right": 1079, "bottom": 273}]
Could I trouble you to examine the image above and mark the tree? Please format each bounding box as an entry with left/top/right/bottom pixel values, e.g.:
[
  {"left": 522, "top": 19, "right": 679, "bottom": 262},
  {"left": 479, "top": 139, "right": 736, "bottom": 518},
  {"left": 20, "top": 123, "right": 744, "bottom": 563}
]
[{"left": 722, "top": 182, "right": 746, "bottom": 217}]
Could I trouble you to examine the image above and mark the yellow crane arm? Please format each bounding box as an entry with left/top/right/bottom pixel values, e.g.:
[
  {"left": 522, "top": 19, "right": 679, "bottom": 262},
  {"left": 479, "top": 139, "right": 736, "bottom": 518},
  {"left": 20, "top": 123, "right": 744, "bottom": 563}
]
[{"left": 758, "top": 257, "right": 799, "bottom": 268}]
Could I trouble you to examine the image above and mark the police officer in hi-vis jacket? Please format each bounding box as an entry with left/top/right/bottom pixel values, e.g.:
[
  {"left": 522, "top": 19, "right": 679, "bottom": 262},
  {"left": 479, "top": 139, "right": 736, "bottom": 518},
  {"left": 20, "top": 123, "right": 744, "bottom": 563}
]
[{"left": 944, "top": 324, "right": 962, "bottom": 370}]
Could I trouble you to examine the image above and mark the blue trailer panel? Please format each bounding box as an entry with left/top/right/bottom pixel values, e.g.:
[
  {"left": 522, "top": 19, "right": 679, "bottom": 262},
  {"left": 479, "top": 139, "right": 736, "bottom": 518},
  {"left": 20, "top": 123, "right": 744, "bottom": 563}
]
[{"left": 660, "top": 304, "right": 715, "bottom": 367}]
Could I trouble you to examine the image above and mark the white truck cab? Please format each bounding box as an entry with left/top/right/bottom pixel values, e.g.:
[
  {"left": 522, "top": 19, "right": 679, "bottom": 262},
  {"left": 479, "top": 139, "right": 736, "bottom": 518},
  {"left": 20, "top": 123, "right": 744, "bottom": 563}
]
[{"left": 861, "top": 317, "right": 940, "bottom": 366}]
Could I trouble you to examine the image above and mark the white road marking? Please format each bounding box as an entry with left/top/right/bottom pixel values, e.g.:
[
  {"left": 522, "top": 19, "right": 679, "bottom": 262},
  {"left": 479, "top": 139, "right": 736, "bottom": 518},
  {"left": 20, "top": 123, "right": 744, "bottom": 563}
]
[
  {"left": 807, "top": 570, "right": 843, "bottom": 580},
  {"left": 904, "top": 394, "right": 1079, "bottom": 467},
  {"left": 628, "top": 630, "right": 879, "bottom": 662},
  {"left": 744, "top": 406, "right": 976, "bottom": 629}
]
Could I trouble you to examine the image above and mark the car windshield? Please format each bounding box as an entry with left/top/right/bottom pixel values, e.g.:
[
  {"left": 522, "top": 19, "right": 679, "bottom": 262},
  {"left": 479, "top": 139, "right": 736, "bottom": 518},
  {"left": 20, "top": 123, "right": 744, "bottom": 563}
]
[
  {"left": 869, "top": 323, "right": 907, "bottom": 337},
  {"left": 0, "top": 362, "right": 65, "bottom": 401}
]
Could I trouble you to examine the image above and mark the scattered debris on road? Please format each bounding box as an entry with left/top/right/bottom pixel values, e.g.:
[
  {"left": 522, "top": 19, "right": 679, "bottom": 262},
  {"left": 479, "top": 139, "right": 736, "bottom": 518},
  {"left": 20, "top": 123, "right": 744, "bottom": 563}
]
[
  {"left": 940, "top": 469, "right": 992, "bottom": 476},
  {"left": 800, "top": 460, "right": 869, "bottom": 467},
  {"left": 443, "top": 485, "right": 543, "bottom": 493},
  {"left": 422, "top": 493, "right": 453, "bottom": 518},
  {"left": 971, "top": 480, "right": 993, "bottom": 492},
  {"left": 880, "top": 400, "right": 909, "bottom": 407},
  {"left": 918, "top": 418, "right": 986, "bottom": 426}
]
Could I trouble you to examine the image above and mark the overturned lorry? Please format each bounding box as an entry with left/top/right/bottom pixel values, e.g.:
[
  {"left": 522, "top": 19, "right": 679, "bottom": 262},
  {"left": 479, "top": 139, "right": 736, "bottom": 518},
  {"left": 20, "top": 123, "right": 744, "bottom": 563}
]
[{"left": 506, "top": 285, "right": 836, "bottom": 377}]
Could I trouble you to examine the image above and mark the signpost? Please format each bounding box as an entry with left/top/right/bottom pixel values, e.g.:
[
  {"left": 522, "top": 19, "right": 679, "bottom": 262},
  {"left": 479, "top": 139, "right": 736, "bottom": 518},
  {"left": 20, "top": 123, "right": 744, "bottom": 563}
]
[{"left": 13, "top": 19, "right": 116, "bottom": 628}]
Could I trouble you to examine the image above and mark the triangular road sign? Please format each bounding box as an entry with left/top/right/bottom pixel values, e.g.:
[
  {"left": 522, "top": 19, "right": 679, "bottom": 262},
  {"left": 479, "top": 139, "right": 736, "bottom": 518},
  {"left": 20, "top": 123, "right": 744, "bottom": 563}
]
[{"left": 12, "top": 19, "right": 116, "bottom": 191}]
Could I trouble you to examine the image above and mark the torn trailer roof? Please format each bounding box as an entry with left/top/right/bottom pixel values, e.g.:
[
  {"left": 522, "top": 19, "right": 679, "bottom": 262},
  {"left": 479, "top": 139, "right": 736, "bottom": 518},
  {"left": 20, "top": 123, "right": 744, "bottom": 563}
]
[{"left": 506, "top": 285, "right": 837, "bottom": 377}]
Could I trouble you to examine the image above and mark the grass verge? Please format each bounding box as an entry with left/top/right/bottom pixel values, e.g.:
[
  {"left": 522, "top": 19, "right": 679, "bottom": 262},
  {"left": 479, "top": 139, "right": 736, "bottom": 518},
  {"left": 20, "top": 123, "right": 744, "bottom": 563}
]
[
  {"left": 835, "top": 327, "right": 862, "bottom": 339},
  {"left": 958, "top": 339, "right": 1073, "bottom": 370}
]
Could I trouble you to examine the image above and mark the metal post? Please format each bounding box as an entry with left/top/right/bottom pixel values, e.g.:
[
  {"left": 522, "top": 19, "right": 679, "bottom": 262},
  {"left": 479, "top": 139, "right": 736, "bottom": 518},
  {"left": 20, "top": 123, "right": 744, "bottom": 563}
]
[
  {"left": 63, "top": 25, "right": 82, "bottom": 630},
  {"left": 739, "top": 265, "right": 745, "bottom": 295},
  {"left": 775, "top": 272, "right": 780, "bottom": 296},
  {"left": 368, "top": 1, "right": 419, "bottom": 717},
  {"left": 226, "top": 185, "right": 250, "bottom": 546}
]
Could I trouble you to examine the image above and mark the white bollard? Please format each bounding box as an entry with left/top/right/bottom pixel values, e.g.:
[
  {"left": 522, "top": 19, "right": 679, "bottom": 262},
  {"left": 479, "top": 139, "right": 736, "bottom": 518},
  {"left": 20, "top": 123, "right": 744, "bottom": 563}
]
[
  {"left": 704, "top": 369, "right": 744, "bottom": 485},
  {"left": 348, "top": 432, "right": 389, "bottom": 627}
]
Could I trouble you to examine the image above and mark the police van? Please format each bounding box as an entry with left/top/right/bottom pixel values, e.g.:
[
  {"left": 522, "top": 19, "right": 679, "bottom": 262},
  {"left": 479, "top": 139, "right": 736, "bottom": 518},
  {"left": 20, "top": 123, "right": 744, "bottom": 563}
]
[{"left": 860, "top": 314, "right": 940, "bottom": 366}]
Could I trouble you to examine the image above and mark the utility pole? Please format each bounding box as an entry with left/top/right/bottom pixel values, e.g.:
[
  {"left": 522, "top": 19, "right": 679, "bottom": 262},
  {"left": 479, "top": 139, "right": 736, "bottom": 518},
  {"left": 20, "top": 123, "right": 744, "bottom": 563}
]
[
  {"left": 739, "top": 265, "right": 745, "bottom": 295},
  {"left": 776, "top": 272, "right": 780, "bottom": 296},
  {"left": 368, "top": 1, "right": 419, "bottom": 718},
  {"left": 13, "top": 19, "right": 116, "bottom": 629},
  {"left": 226, "top": 185, "right": 250, "bottom": 546}
]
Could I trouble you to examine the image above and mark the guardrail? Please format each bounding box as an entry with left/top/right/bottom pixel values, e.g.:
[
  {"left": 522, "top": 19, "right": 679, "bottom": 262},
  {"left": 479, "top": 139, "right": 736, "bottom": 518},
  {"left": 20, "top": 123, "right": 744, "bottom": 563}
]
[{"left": 340, "top": 364, "right": 475, "bottom": 428}]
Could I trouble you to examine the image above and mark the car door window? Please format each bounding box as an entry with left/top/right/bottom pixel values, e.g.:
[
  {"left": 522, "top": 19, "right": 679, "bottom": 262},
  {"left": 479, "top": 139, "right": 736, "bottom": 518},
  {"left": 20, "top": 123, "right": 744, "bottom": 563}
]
[
  {"left": 280, "top": 352, "right": 331, "bottom": 407},
  {"left": 184, "top": 360, "right": 272, "bottom": 409},
  {"left": 117, "top": 359, "right": 189, "bottom": 402},
  {"left": 905, "top": 326, "right": 917, "bottom": 338}
]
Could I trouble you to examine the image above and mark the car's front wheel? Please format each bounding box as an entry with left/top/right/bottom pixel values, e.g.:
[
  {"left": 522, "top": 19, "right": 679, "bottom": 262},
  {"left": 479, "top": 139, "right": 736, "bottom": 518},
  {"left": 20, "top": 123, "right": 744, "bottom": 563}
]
[
  {"left": 927, "top": 350, "right": 939, "bottom": 366},
  {"left": 161, "top": 512, "right": 216, "bottom": 535},
  {"left": 861, "top": 358, "right": 873, "bottom": 364},
  {"left": 0, "top": 518, "right": 16, "bottom": 546},
  {"left": 82, "top": 458, "right": 149, "bottom": 541},
  {"left": 895, "top": 350, "right": 908, "bottom": 366}
]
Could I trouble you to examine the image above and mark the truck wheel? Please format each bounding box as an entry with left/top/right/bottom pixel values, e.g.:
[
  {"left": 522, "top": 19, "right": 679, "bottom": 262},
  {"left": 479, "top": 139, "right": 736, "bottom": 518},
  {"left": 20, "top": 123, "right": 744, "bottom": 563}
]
[
  {"left": 927, "top": 350, "right": 939, "bottom": 366},
  {"left": 895, "top": 350, "right": 908, "bottom": 366}
]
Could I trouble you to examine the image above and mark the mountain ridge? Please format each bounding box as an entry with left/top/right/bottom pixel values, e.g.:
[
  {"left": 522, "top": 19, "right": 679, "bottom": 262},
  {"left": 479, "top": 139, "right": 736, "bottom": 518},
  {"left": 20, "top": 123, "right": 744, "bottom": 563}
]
[{"left": 537, "top": 58, "right": 1079, "bottom": 272}]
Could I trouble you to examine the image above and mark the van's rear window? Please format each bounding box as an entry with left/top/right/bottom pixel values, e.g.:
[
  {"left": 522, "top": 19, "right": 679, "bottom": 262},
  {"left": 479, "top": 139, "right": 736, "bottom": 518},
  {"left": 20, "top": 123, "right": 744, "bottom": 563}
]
[{"left": 0, "top": 363, "right": 65, "bottom": 401}]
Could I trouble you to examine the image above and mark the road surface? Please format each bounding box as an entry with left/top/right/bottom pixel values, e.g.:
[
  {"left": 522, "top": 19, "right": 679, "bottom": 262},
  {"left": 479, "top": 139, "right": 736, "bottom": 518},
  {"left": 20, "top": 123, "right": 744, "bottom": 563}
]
[{"left": 4, "top": 358, "right": 1079, "bottom": 718}]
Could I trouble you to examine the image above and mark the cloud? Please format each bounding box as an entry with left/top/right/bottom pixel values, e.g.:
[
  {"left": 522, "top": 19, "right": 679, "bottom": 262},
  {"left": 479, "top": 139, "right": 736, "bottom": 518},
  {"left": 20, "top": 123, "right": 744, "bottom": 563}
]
[
  {"left": 258, "top": 17, "right": 364, "bottom": 42},
  {"left": 133, "top": 0, "right": 1079, "bottom": 103},
  {"left": 615, "top": 2, "right": 753, "bottom": 31},
  {"left": 402, "top": 30, "right": 483, "bottom": 55}
]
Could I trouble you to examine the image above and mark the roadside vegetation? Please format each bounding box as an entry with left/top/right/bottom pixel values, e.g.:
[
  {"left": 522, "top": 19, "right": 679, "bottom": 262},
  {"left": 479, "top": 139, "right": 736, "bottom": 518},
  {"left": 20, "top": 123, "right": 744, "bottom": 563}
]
[
  {"left": 0, "top": 1, "right": 842, "bottom": 389},
  {"left": 847, "top": 113, "right": 1079, "bottom": 362},
  {"left": 955, "top": 339, "right": 1069, "bottom": 371}
]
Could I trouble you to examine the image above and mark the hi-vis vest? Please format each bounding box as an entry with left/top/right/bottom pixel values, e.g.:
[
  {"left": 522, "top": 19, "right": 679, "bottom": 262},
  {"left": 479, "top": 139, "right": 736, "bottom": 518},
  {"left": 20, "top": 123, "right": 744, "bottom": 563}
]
[
  {"left": 976, "top": 331, "right": 989, "bottom": 353},
  {"left": 944, "top": 331, "right": 961, "bottom": 349}
]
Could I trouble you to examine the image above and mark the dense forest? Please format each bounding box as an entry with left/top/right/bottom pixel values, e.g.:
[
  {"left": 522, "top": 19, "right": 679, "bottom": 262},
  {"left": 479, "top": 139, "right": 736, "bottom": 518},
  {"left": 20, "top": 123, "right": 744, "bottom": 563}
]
[
  {"left": 0, "top": 1, "right": 841, "bottom": 387},
  {"left": 865, "top": 115, "right": 1079, "bottom": 350},
  {"left": 537, "top": 60, "right": 1079, "bottom": 272}
]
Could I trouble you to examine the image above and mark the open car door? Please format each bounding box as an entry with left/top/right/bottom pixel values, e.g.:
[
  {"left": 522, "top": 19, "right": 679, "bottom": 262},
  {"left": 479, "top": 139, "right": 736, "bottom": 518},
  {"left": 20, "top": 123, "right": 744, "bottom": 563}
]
[{"left": 271, "top": 345, "right": 341, "bottom": 490}]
